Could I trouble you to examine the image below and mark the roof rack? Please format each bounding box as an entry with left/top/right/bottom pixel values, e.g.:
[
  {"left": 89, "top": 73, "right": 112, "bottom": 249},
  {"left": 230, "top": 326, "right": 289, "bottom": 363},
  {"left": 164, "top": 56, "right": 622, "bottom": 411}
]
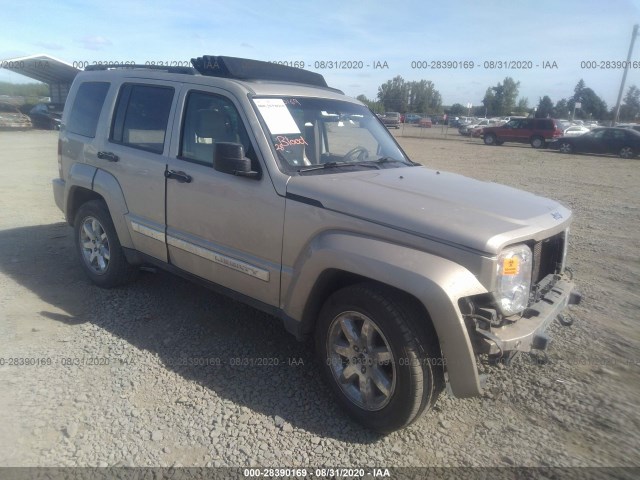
[
  {"left": 191, "top": 55, "right": 328, "bottom": 88},
  {"left": 84, "top": 64, "right": 197, "bottom": 75}
]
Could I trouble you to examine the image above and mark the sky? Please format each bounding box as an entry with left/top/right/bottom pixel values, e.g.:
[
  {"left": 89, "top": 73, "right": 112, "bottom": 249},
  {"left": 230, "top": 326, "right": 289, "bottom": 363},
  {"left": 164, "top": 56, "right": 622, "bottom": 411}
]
[{"left": 2, "top": 0, "right": 640, "bottom": 110}]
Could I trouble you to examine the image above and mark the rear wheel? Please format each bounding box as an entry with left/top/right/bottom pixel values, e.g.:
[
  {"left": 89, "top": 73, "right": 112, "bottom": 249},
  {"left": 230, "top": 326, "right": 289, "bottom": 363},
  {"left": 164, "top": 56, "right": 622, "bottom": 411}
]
[
  {"left": 530, "top": 136, "right": 545, "bottom": 149},
  {"left": 558, "top": 141, "right": 573, "bottom": 154},
  {"left": 74, "top": 200, "right": 137, "bottom": 288},
  {"left": 315, "top": 283, "right": 443, "bottom": 433},
  {"left": 619, "top": 146, "right": 636, "bottom": 159},
  {"left": 484, "top": 134, "right": 497, "bottom": 146}
]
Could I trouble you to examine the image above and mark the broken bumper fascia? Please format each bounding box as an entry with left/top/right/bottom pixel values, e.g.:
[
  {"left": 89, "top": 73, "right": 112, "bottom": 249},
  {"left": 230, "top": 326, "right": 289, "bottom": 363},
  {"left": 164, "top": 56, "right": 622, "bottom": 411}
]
[{"left": 476, "top": 275, "right": 581, "bottom": 355}]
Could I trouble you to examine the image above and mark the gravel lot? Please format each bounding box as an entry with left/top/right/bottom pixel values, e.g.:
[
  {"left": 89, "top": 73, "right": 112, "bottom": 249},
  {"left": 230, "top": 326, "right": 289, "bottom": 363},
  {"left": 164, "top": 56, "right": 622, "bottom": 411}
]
[{"left": 0, "top": 129, "right": 639, "bottom": 469}]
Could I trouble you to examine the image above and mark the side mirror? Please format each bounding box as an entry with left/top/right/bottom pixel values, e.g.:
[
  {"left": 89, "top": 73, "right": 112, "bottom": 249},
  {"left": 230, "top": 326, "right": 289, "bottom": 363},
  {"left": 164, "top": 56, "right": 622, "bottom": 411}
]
[{"left": 214, "top": 142, "right": 260, "bottom": 179}]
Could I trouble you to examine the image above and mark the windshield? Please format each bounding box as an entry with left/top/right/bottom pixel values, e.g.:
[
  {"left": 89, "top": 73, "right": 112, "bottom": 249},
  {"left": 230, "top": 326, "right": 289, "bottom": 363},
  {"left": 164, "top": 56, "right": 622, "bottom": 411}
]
[{"left": 252, "top": 97, "right": 412, "bottom": 174}]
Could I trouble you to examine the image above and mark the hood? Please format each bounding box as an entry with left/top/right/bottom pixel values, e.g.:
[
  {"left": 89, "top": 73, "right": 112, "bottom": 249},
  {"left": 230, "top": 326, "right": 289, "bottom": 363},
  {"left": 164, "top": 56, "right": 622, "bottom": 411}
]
[{"left": 286, "top": 166, "right": 571, "bottom": 254}]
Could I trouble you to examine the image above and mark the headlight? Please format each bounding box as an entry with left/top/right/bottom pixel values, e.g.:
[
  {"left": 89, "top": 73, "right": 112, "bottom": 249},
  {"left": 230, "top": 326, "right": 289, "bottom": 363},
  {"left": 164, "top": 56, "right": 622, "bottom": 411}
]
[{"left": 495, "top": 244, "right": 533, "bottom": 316}]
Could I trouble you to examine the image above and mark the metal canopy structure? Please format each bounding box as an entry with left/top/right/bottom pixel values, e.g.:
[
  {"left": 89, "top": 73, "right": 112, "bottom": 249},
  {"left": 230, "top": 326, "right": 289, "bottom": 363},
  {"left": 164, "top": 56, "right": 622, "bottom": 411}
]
[{"left": 0, "top": 54, "right": 80, "bottom": 103}]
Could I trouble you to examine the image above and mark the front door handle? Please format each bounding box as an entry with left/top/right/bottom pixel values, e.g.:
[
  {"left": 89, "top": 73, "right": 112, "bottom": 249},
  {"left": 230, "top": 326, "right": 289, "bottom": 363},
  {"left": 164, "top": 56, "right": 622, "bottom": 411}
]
[
  {"left": 97, "top": 151, "right": 119, "bottom": 162},
  {"left": 164, "top": 170, "right": 192, "bottom": 183}
]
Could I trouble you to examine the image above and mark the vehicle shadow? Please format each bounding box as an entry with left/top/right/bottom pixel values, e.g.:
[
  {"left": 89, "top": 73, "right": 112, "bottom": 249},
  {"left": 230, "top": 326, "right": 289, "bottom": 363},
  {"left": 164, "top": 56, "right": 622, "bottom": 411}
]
[{"left": 0, "top": 222, "right": 384, "bottom": 443}]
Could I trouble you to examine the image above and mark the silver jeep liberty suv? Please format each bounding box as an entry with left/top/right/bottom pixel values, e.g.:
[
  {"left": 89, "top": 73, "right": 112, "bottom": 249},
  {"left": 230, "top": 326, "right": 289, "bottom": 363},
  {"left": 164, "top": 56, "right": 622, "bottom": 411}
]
[{"left": 53, "top": 56, "right": 581, "bottom": 432}]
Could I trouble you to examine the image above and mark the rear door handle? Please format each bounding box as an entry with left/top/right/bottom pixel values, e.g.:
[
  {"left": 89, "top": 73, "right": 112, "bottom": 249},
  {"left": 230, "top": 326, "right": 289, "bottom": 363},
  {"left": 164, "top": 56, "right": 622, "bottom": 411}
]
[
  {"left": 164, "top": 170, "right": 192, "bottom": 183},
  {"left": 97, "top": 151, "right": 119, "bottom": 162}
]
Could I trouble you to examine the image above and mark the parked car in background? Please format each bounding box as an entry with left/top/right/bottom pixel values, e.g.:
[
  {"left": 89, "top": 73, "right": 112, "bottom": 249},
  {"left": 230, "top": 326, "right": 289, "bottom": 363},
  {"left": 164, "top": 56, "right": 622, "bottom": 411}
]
[
  {"left": 482, "top": 118, "right": 564, "bottom": 148},
  {"left": 28, "top": 103, "right": 64, "bottom": 130},
  {"left": 381, "top": 112, "right": 401, "bottom": 129},
  {"left": 448, "top": 117, "right": 461, "bottom": 127},
  {"left": 550, "top": 127, "right": 640, "bottom": 158},
  {"left": 418, "top": 117, "right": 433, "bottom": 128},
  {"left": 563, "top": 125, "right": 591, "bottom": 137},
  {"left": 0, "top": 102, "right": 32, "bottom": 130},
  {"left": 464, "top": 118, "right": 501, "bottom": 137},
  {"left": 458, "top": 119, "right": 478, "bottom": 135},
  {"left": 404, "top": 113, "right": 422, "bottom": 124},
  {"left": 500, "top": 116, "right": 526, "bottom": 123}
]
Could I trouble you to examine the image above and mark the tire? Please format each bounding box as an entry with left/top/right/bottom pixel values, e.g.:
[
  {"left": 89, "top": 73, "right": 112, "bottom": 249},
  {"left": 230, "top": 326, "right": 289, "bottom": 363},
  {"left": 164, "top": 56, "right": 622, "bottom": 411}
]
[
  {"left": 530, "top": 136, "right": 545, "bottom": 149},
  {"left": 619, "top": 146, "right": 636, "bottom": 159},
  {"left": 484, "top": 133, "right": 497, "bottom": 146},
  {"left": 558, "top": 141, "right": 573, "bottom": 154},
  {"left": 74, "top": 199, "right": 137, "bottom": 288},
  {"left": 315, "top": 283, "right": 443, "bottom": 433}
]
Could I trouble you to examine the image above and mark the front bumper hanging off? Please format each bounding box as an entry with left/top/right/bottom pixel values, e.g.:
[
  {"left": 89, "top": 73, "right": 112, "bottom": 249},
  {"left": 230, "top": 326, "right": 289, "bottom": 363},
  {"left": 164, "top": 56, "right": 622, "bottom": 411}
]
[{"left": 475, "top": 274, "right": 582, "bottom": 356}]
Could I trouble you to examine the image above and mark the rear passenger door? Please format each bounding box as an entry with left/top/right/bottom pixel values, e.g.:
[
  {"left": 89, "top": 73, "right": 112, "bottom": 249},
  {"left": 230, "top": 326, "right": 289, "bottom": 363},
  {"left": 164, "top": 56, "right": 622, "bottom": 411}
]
[
  {"left": 101, "top": 81, "right": 181, "bottom": 262},
  {"left": 164, "top": 88, "right": 285, "bottom": 307}
]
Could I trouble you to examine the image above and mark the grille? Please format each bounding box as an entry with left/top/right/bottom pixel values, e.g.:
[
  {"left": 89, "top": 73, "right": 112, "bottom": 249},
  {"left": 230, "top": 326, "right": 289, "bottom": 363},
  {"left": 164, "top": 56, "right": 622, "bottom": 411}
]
[{"left": 531, "top": 233, "right": 565, "bottom": 284}]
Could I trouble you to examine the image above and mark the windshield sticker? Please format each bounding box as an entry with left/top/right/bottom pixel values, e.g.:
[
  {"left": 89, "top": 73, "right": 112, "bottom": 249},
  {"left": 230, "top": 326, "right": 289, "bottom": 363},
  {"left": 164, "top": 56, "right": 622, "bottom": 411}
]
[
  {"left": 254, "top": 98, "right": 301, "bottom": 134},
  {"left": 274, "top": 135, "right": 308, "bottom": 151}
]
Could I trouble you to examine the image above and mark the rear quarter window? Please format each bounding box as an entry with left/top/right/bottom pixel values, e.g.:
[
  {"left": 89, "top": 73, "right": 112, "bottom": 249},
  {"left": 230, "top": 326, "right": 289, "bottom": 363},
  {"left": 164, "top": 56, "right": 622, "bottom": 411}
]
[{"left": 66, "top": 82, "right": 110, "bottom": 138}]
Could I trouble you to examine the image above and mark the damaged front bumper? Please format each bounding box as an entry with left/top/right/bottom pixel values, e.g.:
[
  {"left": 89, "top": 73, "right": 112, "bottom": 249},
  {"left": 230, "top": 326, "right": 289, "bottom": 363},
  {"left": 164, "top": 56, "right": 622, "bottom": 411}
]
[{"left": 473, "top": 274, "right": 582, "bottom": 356}]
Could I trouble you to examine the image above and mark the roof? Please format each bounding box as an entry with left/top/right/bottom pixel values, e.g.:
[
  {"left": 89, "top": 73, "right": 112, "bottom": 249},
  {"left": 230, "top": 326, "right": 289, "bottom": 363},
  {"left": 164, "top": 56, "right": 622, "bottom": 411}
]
[
  {"left": 0, "top": 54, "right": 80, "bottom": 84},
  {"left": 75, "top": 66, "right": 347, "bottom": 100}
]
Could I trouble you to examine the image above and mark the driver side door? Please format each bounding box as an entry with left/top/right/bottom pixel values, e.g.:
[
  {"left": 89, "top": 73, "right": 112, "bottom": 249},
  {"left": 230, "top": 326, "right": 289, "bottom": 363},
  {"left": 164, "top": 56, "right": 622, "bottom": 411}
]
[{"left": 165, "top": 88, "right": 285, "bottom": 307}]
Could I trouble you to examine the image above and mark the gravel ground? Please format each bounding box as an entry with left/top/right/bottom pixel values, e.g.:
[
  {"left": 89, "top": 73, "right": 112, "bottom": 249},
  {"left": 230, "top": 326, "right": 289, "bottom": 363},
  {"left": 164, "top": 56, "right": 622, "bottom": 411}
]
[{"left": 0, "top": 129, "right": 639, "bottom": 469}]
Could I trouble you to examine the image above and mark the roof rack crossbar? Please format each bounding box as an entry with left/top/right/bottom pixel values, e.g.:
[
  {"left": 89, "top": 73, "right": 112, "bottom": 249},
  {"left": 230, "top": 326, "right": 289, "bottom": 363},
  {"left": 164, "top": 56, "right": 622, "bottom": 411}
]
[
  {"left": 191, "top": 55, "right": 328, "bottom": 88},
  {"left": 84, "top": 64, "right": 197, "bottom": 75}
]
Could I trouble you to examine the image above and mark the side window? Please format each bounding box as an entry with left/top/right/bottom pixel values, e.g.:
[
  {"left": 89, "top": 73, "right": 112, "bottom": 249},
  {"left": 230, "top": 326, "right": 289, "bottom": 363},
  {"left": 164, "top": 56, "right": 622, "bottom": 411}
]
[
  {"left": 67, "top": 82, "right": 110, "bottom": 138},
  {"left": 111, "top": 84, "right": 174, "bottom": 154},
  {"left": 613, "top": 130, "right": 626, "bottom": 139},
  {"left": 180, "top": 91, "right": 255, "bottom": 166}
]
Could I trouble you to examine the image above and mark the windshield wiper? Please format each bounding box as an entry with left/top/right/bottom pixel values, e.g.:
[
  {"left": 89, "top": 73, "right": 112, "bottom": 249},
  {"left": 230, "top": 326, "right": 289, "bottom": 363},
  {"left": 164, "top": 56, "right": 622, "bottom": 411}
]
[
  {"left": 370, "top": 156, "right": 408, "bottom": 165},
  {"left": 297, "top": 161, "right": 379, "bottom": 173},
  {"left": 356, "top": 156, "right": 416, "bottom": 167}
]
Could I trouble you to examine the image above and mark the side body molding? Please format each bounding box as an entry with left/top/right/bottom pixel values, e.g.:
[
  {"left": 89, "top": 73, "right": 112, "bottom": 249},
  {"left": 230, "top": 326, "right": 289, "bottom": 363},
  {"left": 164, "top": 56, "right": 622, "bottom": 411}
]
[{"left": 282, "top": 232, "right": 488, "bottom": 397}]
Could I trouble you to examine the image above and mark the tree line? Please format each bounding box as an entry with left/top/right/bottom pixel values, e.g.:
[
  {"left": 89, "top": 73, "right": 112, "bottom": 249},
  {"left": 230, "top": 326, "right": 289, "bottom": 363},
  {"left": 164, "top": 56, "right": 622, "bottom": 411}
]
[
  {"left": 359, "top": 76, "right": 640, "bottom": 122},
  {"left": 0, "top": 82, "right": 49, "bottom": 99}
]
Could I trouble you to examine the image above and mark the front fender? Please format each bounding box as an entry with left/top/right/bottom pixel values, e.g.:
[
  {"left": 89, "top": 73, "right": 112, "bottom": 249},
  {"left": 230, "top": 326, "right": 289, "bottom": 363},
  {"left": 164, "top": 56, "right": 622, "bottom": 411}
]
[{"left": 283, "top": 231, "right": 488, "bottom": 397}]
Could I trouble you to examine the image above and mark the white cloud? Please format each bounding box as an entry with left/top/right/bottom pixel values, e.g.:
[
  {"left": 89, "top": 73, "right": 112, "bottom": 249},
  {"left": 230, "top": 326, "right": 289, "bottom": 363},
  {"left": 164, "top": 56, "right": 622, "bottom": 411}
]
[
  {"left": 76, "top": 36, "right": 112, "bottom": 50},
  {"left": 33, "top": 41, "right": 64, "bottom": 51}
]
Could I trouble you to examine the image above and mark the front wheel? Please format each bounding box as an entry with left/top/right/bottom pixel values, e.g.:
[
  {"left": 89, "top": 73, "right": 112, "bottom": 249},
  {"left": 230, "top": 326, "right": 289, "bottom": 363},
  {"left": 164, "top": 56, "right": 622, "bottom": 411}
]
[
  {"left": 315, "top": 283, "right": 443, "bottom": 433},
  {"left": 74, "top": 200, "right": 137, "bottom": 288}
]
